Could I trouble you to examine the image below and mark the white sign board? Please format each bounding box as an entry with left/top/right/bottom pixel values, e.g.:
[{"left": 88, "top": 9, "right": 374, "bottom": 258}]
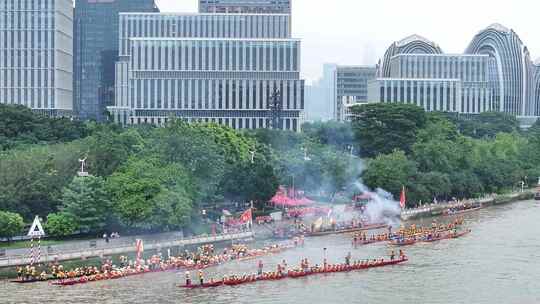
[{"left": 27, "top": 216, "right": 45, "bottom": 237}]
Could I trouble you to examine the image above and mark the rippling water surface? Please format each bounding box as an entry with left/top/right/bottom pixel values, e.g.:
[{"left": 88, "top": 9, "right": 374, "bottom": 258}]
[{"left": 3, "top": 201, "right": 540, "bottom": 304}]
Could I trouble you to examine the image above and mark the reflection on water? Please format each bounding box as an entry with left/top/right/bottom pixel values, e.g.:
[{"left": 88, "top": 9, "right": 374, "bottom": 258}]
[{"left": 2, "top": 201, "right": 540, "bottom": 304}]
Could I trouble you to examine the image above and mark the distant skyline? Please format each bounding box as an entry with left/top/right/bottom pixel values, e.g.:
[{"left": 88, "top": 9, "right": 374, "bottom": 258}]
[{"left": 155, "top": 0, "right": 540, "bottom": 83}]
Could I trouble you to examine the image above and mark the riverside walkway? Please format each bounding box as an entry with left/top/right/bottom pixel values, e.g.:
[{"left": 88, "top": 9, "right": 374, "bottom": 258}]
[
  {"left": 400, "top": 190, "right": 534, "bottom": 220},
  {"left": 0, "top": 231, "right": 253, "bottom": 268}
]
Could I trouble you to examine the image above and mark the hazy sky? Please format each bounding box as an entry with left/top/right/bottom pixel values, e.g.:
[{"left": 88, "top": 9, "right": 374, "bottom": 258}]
[{"left": 155, "top": 0, "right": 540, "bottom": 83}]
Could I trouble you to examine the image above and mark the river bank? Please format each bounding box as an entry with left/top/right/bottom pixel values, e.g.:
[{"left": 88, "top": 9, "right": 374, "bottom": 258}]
[
  {"left": 401, "top": 190, "right": 535, "bottom": 220},
  {"left": 2, "top": 200, "right": 539, "bottom": 304}
]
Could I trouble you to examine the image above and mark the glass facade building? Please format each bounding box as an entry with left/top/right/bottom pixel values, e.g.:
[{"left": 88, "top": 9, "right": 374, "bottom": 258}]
[
  {"left": 334, "top": 66, "right": 376, "bottom": 121},
  {"left": 0, "top": 0, "right": 73, "bottom": 116},
  {"left": 199, "top": 0, "right": 291, "bottom": 14},
  {"left": 110, "top": 9, "right": 304, "bottom": 131},
  {"left": 373, "top": 26, "right": 540, "bottom": 117},
  {"left": 74, "top": 0, "right": 158, "bottom": 121}
]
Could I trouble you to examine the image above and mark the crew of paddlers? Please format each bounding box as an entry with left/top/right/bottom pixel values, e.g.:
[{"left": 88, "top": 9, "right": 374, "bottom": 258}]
[
  {"left": 182, "top": 251, "right": 408, "bottom": 288},
  {"left": 13, "top": 241, "right": 299, "bottom": 284}
]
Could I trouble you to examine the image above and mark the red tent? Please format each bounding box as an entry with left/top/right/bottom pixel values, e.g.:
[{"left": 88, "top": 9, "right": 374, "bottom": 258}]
[{"left": 270, "top": 191, "right": 314, "bottom": 207}]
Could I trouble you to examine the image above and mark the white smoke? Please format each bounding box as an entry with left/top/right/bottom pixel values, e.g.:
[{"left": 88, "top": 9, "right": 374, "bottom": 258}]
[{"left": 362, "top": 186, "right": 402, "bottom": 228}]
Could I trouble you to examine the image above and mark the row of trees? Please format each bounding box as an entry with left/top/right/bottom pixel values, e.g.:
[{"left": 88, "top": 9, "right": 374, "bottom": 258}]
[
  {"left": 2, "top": 103, "right": 538, "bottom": 238},
  {"left": 350, "top": 104, "right": 540, "bottom": 206},
  {"left": 0, "top": 108, "right": 353, "bottom": 238}
]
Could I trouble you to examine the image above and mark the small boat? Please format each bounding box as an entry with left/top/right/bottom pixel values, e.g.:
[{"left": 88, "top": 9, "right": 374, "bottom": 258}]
[
  {"left": 535, "top": 192, "right": 540, "bottom": 201},
  {"left": 10, "top": 279, "right": 45, "bottom": 284}
]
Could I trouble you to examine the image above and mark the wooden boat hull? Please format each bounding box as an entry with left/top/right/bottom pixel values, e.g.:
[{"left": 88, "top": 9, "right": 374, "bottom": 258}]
[{"left": 179, "top": 258, "right": 408, "bottom": 289}]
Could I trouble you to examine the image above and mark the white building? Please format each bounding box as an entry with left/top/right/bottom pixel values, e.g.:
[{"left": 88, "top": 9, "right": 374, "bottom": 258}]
[
  {"left": 109, "top": 5, "right": 304, "bottom": 131},
  {"left": 0, "top": 0, "right": 73, "bottom": 115}
]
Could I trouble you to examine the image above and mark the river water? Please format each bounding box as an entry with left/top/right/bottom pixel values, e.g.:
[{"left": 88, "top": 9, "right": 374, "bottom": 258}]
[{"left": 2, "top": 201, "right": 540, "bottom": 304}]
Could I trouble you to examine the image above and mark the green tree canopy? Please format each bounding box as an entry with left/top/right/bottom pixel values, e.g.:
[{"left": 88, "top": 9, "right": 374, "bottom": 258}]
[
  {"left": 60, "top": 176, "right": 111, "bottom": 233},
  {"left": 350, "top": 103, "right": 427, "bottom": 157},
  {"left": 0, "top": 211, "right": 24, "bottom": 241},
  {"left": 107, "top": 157, "right": 195, "bottom": 231},
  {"left": 45, "top": 213, "right": 78, "bottom": 238}
]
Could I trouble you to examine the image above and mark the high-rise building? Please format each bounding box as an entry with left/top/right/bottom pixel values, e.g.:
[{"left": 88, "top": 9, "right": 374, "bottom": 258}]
[
  {"left": 304, "top": 63, "right": 336, "bottom": 122},
  {"left": 109, "top": 3, "right": 304, "bottom": 131},
  {"left": 371, "top": 26, "right": 540, "bottom": 117},
  {"left": 334, "top": 66, "right": 376, "bottom": 121},
  {"left": 0, "top": 0, "right": 73, "bottom": 116},
  {"left": 74, "top": 0, "right": 158, "bottom": 121},
  {"left": 199, "top": 0, "right": 291, "bottom": 14}
]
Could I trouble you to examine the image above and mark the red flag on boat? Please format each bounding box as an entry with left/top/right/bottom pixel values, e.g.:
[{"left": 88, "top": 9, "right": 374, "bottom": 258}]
[
  {"left": 239, "top": 208, "right": 252, "bottom": 224},
  {"left": 399, "top": 186, "right": 406, "bottom": 209},
  {"left": 135, "top": 239, "right": 144, "bottom": 265}
]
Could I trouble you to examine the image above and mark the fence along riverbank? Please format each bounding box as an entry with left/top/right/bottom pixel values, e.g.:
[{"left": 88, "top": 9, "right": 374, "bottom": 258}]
[
  {"left": 0, "top": 232, "right": 253, "bottom": 268},
  {"left": 400, "top": 190, "right": 534, "bottom": 220}
]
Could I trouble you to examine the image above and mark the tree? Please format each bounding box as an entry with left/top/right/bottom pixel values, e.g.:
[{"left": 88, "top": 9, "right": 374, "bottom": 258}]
[
  {"left": 362, "top": 150, "right": 418, "bottom": 200},
  {"left": 107, "top": 157, "right": 195, "bottom": 231},
  {"left": 60, "top": 176, "right": 111, "bottom": 233},
  {"left": 0, "top": 104, "right": 88, "bottom": 150},
  {"left": 0, "top": 211, "right": 24, "bottom": 241},
  {"left": 86, "top": 128, "right": 145, "bottom": 177},
  {"left": 302, "top": 121, "right": 355, "bottom": 151},
  {"left": 45, "top": 213, "right": 78, "bottom": 238},
  {"left": 350, "top": 103, "right": 427, "bottom": 157}
]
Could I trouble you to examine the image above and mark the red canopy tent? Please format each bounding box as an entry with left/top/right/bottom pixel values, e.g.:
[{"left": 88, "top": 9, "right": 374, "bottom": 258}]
[{"left": 270, "top": 188, "right": 314, "bottom": 207}]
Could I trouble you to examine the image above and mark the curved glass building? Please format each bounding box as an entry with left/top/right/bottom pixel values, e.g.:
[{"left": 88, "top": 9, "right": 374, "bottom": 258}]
[
  {"left": 371, "top": 24, "right": 540, "bottom": 117},
  {"left": 379, "top": 34, "right": 443, "bottom": 78}
]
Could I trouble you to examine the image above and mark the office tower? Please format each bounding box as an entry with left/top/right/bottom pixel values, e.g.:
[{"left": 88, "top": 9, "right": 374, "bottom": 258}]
[
  {"left": 109, "top": 2, "right": 304, "bottom": 131},
  {"left": 0, "top": 0, "right": 73, "bottom": 116},
  {"left": 334, "top": 66, "right": 376, "bottom": 121},
  {"left": 74, "top": 0, "right": 158, "bottom": 121},
  {"left": 199, "top": 0, "right": 291, "bottom": 14}
]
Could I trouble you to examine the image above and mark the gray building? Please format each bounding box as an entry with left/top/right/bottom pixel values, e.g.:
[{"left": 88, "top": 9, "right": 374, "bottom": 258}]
[
  {"left": 109, "top": 10, "right": 304, "bottom": 131},
  {"left": 372, "top": 25, "right": 540, "bottom": 117},
  {"left": 199, "top": 0, "right": 291, "bottom": 14},
  {"left": 0, "top": 0, "right": 73, "bottom": 116},
  {"left": 334, "top": 65, "right": 376, "bottom": 121},
  {"left": 74, "top": 0, "right": 158, "bottom": 121}
]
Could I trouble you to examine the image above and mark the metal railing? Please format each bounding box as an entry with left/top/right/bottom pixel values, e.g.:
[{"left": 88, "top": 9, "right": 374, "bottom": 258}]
[{"left": 0, "top": 231, "right": 254, "bottom": 268}]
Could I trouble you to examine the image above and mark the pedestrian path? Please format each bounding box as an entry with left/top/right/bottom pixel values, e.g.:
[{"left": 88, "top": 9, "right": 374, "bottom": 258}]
[{"left": 0, "top": 231, "right": 253, "bottom": 268}]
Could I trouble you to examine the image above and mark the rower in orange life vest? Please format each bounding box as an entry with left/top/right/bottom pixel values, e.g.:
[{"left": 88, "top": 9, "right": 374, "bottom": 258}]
[{"left": 185, "top": 271, "right": 191, "bottom": 286}]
